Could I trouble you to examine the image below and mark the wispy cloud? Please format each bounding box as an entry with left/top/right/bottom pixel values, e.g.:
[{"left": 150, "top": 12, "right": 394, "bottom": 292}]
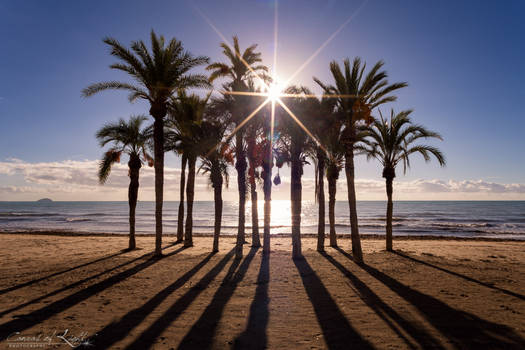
[{"left": 0, "top": 158, "right": 524, "bottom": 201}]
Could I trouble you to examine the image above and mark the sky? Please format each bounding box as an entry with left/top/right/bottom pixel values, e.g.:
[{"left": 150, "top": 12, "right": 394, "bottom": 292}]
[{"left": 0, "top": 0, "right": 524, "bottom": 201}]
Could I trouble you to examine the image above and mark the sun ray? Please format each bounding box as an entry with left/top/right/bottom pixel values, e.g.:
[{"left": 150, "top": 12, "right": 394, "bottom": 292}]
[
  {"left": 279, "top": 93, "right": 362, "bottom": 99},
  {"left": 282, "top": 0, "right": 369, "bottom": 87},
  {"left": 273, "top": 0, "right": 278, "bottom": 76},
  {"left": 221, "top": 90, "right": 268, "bottom": 97},
  {"left": 204, "top": 98, "right": 271, "bottom": 159},
  {"left": 193, "top": 4, "right": 271, "bottom": 91},
  {"left": 276, "top": 97, "right": 329, "bottom": 156},
  {"left": 270, "top": 99, "right": 276, "bottom": 166}
]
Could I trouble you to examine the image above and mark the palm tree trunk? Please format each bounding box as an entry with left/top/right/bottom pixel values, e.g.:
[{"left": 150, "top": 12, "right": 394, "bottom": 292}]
[
  {"left": 291, "top": 142, "right": 302, "bottom": 259},
  {"left": 247, "top": 132, "right": 261, "bottom": 248},
  {"left": 345, "top": 144, "right": 363, "bottom": 263},
  {"left": 151, "top": 107, "right": 166, "bottom": 257},
  {"left": 262, "top": 150, "right": 272, "bottom": 255},
  {"left": 250, "top": 182, "right": 261, "bottom": 247},
  {"left": 235, "top": 132, "right": 247, "bottom": 259},
  {"left": 128, "top": 156, "right": 141, "bottom": 250},
  {"left": 176, "top": 154, "right": 187, "bottom": 242},
  {"left": 212, "top": 165, "right": 223, "bottom": 252},
  {"left": 184, "top": 155, "right": 196, "bottom": 247},
  {"left": 385, "top": 176, "right": 394, "bottom": 251},
  {"left": 317, "top": 151, "right": 325, "bottom": 252},
  {"left": 327, "top": 168, "right": 338, "bottom": 247}
]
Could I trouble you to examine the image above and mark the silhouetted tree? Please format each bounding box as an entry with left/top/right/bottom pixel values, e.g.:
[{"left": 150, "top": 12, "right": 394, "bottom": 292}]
[
  {"left": 315, "top": 58, "right": 407, "bottom": 262},
  {"left": 207, "top": 36, "right": 268, "bottom": 258},
  {"left": 199, "top": 120, "right": 233, "bottom": 252},
  {"left": 359, "top": 109, "right": 445, "bottom": 251},
  {"left": 83, "top": 31, "right": 209, "bottom": 256},
  {"left": 96, "top": 116, "right": 152, "bottom": 250},
  {"left": 167, "top": 92, "right": 210, "bottom": 247}
]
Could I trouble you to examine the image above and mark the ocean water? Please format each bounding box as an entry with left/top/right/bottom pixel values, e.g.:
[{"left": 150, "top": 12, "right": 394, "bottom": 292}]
[{"left": 0, "top": 201, "right": 524, "bottom": 239}]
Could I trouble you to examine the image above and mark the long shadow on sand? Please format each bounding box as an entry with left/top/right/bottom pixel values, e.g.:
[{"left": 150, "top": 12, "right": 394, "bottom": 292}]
[
  {"left": 394, "top": 251, "right": 525, "bottom": 301},
  {"left": 233, "top": 252, "right": 270, "bottom": 350},
  {"left": 335, "top": 247, "right": 525, "bottom": 349},
  {"left": 177, "top": 247, "right": 258, "bottom": 349},
  {"left": 0, "top": 249, "right": 168, "bottom": 318},
  {"left": 88, "top": 250, "right": 219, "bottom": 349},
  {"left": 0, "top": 250, "right": 127, "bottom": 296},
  {"left": 123, "top": 249, "right": 238, "bottom": 350},
  {"left": 294, "top": 257, "right": 374, "bottom": 350},
  {"left": 0, "top": 244, "right": 186, "bottom": 341},
  {"left": 320, "top": 251, "right": 443, "bottom": 349}
]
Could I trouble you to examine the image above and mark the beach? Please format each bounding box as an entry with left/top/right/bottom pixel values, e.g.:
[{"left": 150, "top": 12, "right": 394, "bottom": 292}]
[{"left": 1, "top": 233, "right": 524, "bottom": 349}]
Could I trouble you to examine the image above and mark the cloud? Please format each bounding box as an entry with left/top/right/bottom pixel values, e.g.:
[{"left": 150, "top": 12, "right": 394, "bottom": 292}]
[{"left": 0, "top": 158, "right": 524, "bottom": 200}]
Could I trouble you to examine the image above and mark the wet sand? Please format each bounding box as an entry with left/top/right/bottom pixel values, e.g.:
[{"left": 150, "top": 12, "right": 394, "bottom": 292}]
[{"left": 0, "top": 233, "right": 524, "bottom": 349}]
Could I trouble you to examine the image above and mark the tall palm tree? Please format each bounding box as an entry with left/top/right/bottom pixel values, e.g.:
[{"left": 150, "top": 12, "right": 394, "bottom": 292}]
[
  {"left": 315, "top": 57, "right": 407, "bottom": 262},
  {"left": 176, "top": 153, "right": 187, "bottom": 243},
  {"left": 207, "top": 36, "right": 268, "bottom": 258},
  {"left": 260, "top": 123, "right": 274, "bottom": 255},
  {"left": 325, "top": 121, "right": 345, "bottom": 248},
  {"left": 96, "top": 116, "right": 152, "bottom": 250},
  {"left": 245, "top": 81, "right": 265, "bottom": 249},
  {"left": 359, "top": 109, "right": 445, "bottom": 251},
  {"left": 83, "top": 31, "right": 209, "bottom": 256},
  {"left": 199, "top": 120, "right": 233, "bottom": 252},
  {"left": 167, "top": 92, "right": 210, "bottom": 247},
  {"left": 307, "top": 96, "right": 336, "bottom": 252},
  {"left": 277, "top": 86, "right": 312, "bottom": 259}
]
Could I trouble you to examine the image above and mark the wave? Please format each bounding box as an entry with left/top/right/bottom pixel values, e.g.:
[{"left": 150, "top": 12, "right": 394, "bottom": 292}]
[
  {"left": 431, "top": 222, "right": 495, "bottom": 229},
  {"left": 365, "top": 216, "right": 410, "bottom": 222},
  {"left": 65, "top": 217, "right": 93, "bottom": 223},
  {"left": 0, "top": 212, "right": 61, "bottom": 218}
]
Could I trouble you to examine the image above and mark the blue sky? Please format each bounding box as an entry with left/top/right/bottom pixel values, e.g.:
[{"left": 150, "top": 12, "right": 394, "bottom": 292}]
[{"left": 0, "top": 0, "right": 524, "bottom": 200}]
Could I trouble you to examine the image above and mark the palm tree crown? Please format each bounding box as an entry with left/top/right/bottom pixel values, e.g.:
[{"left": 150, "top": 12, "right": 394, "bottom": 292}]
[
  {"left": 359, "top": 109, "right": 446, "bottom": 178},
  {"left": 315, "top": 57, "right": 407, "bottom": 130},
  {"left": 206, "top": 36, "right": 268, "bottom": 88},
  {"left": 83, "top": 30, "right": 210, "bottom": 107},
  {"left": 96, "top": 115, "right": 151, "bottom": 183}
]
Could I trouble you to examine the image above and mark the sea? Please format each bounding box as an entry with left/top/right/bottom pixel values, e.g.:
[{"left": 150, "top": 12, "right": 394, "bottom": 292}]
[{"left": 0, "top": 201, "right": 524, "bottom": 240}]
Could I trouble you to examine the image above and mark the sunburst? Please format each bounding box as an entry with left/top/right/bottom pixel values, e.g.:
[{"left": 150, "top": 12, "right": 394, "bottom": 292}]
[{"left": 196, "top": 0, "right": 369, "bottom": 160}]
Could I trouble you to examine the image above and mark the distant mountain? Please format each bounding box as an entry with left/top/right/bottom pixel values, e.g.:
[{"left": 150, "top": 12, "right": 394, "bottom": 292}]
[{"left": 36, "top": 198, "right": 53, "bottom": 202}]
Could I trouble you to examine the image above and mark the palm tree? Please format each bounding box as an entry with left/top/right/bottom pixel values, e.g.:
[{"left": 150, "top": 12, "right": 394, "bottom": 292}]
[
  {"left": 359, "top": 109, "right": 445, "bottom": 251},
  {"left": 96, "top": 116, "right": 152, "bottom": 250},
  {"left": 167, "top": 92, "right": 210, "bottom": 247},
  {"left": 176, "top": 153, "right": 187, "bottom": 243},
  {"left": 325, "top": 121, "right": 345, "bottom": 248},
  {"left": 315, "top": 57, "right": 407, "bottom": 262},
  {"left": 207, "top": 36, "right": 268, "bottom": 258},
  {"left": 198, "top": 120, "right": 233, "bottom": 252},
  {"left": 277, "top": 86, "right": 313, "bottom": 259},
  {"left": 245, "top": 81, "right": 265, "bottom": 248},
  {"left": 307, "top": 96, "right": 336, "bottom": 252},
  {"left": 83, "top": 31, "right": 209, "bottom": 256},
  {"left": 260, "top": 123, "right": 274, "bottom": 255}
]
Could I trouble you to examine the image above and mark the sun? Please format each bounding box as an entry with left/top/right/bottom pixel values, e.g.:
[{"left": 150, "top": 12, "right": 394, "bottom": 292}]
[{"left": 267, "top": 80, "right": 283, "bottom": 102}]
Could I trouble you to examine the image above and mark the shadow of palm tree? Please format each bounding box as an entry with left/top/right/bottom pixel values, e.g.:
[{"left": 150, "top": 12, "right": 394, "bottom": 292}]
[
  {"left": 124, "top": 249, "right": 236, "bottom": 349},
  {"left": 320, "top": 251, "right": 443, "bottom": 349},
  {"left": 393, "top": 251, "right": 525, "bottom": 301},
  {"left": 0, "top": 244, "right": 186, "bottom": 341},
  {"left": 293, "top": 257, "right": 374, "bottom": 350},
  {"left": 0, "top": 250, "right": 127, "bottom": 296},
  {"left": 177, "top": 247, "right": 258, "bottom": 349},
  {"left": 233, "top": 252, "right": 270, "bottom": 350},
  {"left": 87, "top": 251, "right": 218, "bottom": 349},
  {"left": 335, "top": 247, "right": 525, "bottom": 349},
  {"left": 0, "top": 250, "right": 159, "bottom": 317}
]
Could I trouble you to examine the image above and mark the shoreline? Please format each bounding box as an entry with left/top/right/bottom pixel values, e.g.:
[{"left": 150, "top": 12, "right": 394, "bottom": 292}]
[{"left": 0, "top": 230, "right": 524, "bottom": 242}]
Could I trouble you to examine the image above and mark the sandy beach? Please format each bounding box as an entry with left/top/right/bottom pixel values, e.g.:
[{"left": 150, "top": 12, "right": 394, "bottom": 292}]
[{"left": 0, "top": 233, "right": 524, "bottom": 349}]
